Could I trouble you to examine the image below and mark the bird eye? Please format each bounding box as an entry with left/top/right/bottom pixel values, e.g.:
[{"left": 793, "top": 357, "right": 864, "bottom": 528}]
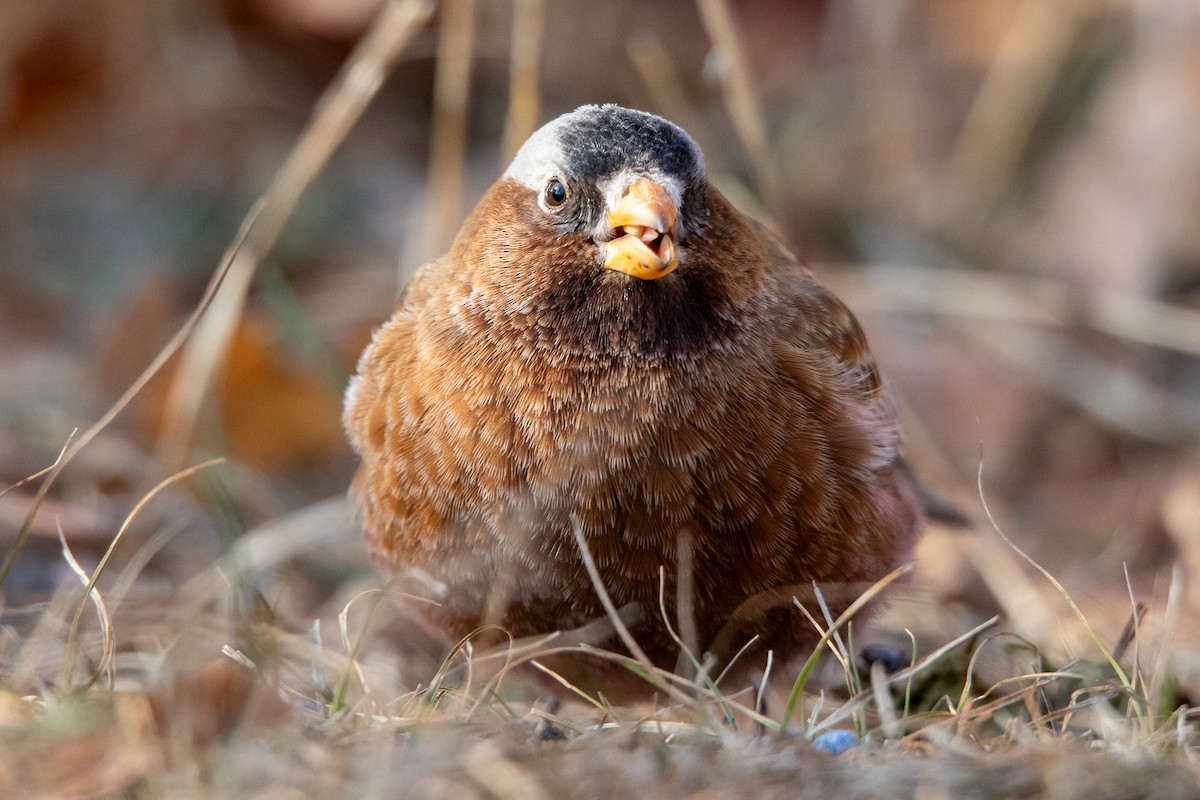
[{"left": 544, "top": 179, "right": 567, "bottom": 208}]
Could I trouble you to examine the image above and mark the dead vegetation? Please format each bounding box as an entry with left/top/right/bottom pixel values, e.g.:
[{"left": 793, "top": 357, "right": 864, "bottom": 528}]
[{"left": 3, "top": 0, "right": 1200, "bottom": 797}]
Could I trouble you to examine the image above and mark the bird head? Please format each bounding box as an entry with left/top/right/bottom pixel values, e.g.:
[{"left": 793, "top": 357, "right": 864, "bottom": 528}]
[{"left": 502, "top": 105, "right": 708, "bottom": 281}]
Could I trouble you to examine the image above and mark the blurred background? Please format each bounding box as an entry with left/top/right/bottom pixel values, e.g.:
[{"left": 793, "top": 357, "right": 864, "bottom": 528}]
[{"left": 3, "top": 0, "right": 1200, "bottom": 682}]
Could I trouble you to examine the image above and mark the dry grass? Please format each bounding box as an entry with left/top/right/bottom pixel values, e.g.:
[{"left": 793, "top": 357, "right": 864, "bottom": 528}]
[
  {"left": 3, "top": 0, "right": 1200, "bottom": 797},
  {"left": 1, "top": 472, "right": 1198, "bottom": 797}
]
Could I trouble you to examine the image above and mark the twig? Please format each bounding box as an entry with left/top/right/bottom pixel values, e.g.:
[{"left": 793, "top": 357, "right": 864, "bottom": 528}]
[
  {"left": 695, "top": 0, "right": 778, "bottom": 203},
  {"left": 831, "top": 262, "right": 1200, "bottom": 360},
  {"left": 57, "top": 524, "right": 115, "bottom": 692},
  {"left": 61, "top": 457, "right": 223, "bottom": 692},
  {"left": 941, "top": 0, "right": 1084, "bottom": 212},
  {"left": 626, "top": 31, "right": 704, "bottom": 141},
  {"left": 158, "top": 0, "right": 434, "bottom": 466},
  {"left": 423, "top": 0, "right": 475, "bottom": 260},
  {"left": 529, "top": 660, "right": 606, "bottom": 711},
  {"left": 502, "top": 0, "right": 545, "bottom": 161},
  {"left": 976, "top": 454, "right": 1141, "bottom": 710},
  {"left": 569, "top": 515, "right": 652, "bottom": 668},
  {"left": 779, "top": 563, "right": 914, "bottom": 732},
  {"left": 0, "top": 430, "right": 76, "bottom": 589},
  {"left": 569, "top": 515, "right": 695, "bottom": 705},
  {"left": 810, "top": 615, "right": 1002, "bottom": 734},
  {"left": 330, "top": 588, "right": 386, "bottom": 716},
  {"left": 832, "top": 263, "right": 1200, "bottom": 442}
]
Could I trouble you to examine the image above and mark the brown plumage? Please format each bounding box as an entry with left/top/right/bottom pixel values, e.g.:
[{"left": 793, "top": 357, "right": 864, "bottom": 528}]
[{"left": 344, "top": 105, "right": 923, "bottom": 679}]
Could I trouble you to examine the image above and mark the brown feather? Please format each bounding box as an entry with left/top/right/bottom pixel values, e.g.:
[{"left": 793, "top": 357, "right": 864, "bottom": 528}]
[{"left": 344, "top": 175, "right": 923, "bottom": 674}]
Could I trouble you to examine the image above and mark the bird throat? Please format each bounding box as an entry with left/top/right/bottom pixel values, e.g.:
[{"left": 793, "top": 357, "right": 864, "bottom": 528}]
[{"left": 529, "top": 266, "right": 746, "bottom": 361}]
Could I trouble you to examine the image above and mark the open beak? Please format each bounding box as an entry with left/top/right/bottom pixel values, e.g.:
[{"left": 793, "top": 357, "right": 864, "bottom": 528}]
[{"left": 603, "top": 178, "right": 678, "bottom": 280}]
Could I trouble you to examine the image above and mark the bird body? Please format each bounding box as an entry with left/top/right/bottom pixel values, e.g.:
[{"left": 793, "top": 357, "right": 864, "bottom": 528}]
[{"left": 344, "top": 106, "right": 923, "bottom": 673}]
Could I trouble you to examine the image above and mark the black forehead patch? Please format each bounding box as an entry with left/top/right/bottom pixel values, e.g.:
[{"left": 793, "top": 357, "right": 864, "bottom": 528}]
[{"left": 555, "top": 106, "right": 703, "bottom": 184}]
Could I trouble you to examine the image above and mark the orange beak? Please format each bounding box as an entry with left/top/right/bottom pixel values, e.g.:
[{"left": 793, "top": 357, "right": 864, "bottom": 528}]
[{"left": 603, "top": 178, "right": 678, "bottom": 280}]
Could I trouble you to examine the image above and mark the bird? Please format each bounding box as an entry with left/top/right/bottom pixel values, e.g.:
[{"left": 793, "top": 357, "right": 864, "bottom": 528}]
[{"left": 343, "top": 104, "right": 924, "bottom": 687}]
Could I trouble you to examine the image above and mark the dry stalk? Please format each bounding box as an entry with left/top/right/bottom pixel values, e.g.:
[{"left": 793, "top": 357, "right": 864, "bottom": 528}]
[
  {"left": 423, "top": 0, "right": 476, "bottom": 261},
  {"left": 695, "top": 0, "right": 778, "bottom": 203},
  {"left": 502, "top": 0, "right": 546, "bottom": 162},
  {"left": 158, "top": 0, "right": 434, "bottom": 467}
]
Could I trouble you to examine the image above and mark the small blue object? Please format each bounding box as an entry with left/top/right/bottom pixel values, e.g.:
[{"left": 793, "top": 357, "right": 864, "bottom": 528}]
[
  {"left": 860, "top": 643, "right": 909, "bottom": 674},
  {"left": 812, "top": 730, "right": 858, "bottom": 754}
]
